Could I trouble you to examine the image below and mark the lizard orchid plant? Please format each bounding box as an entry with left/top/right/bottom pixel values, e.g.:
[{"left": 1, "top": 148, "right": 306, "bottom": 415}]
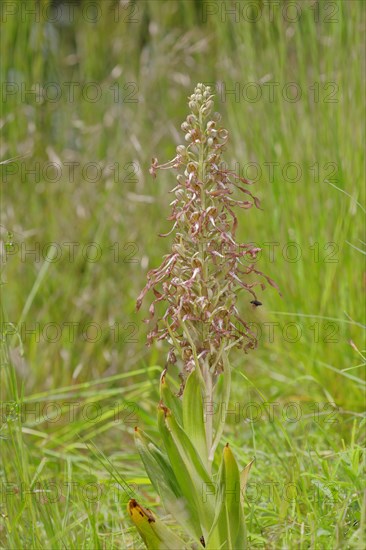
[{"left": 128, "top": 83, "right": 279, "bottom": 549}]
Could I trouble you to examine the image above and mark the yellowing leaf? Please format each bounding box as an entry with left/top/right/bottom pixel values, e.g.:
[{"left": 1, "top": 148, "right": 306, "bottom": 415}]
[{"left": 127, "top": 499, "right": 188, "bottom": 550}]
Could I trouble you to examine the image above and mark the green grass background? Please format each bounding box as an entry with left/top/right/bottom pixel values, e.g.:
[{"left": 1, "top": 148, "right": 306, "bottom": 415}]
[{"left": 1, "top": 0, "right": 365, "bottom": 548}]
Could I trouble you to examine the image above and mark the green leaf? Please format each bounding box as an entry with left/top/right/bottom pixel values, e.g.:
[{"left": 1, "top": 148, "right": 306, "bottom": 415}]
[
  {"left": 158, "top": 406, "right": 204, "bottom": 541},
  {"left": 127, "top": 498, "right": 188, "bottom": 549},
  {"left": 134, "top": 427, "right": 198, "bottom": 540},
  {"left": 158, "top": 404, "right": 216, "bottom": 540},
  {"left": 160, "top": 370, "right": 183, "bottom": 426},
  {"left": 240, "top": 458, "right": 255, "bottom": 506},
  {"left": 134, "top": 427, "right": 181, "bottom": 499},
  {"left": 183, "top": 369, "right": 209, "bottom": 469},
  {"left": 205, "top": 446, "right": 227, "bottom": 549},
  {"left": 206, "top": 444, "right": 246, "bottom": 550},
  {"left": 223, "top": 444, "right": 245, "bottom": 547}
]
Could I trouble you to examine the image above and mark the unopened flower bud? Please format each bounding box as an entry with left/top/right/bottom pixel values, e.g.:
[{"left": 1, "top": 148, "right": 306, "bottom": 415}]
[
  {"left": 192, "top": 257, "right": 203, "bottom": 269},
  {"left": 206, "top": 206, "right": 218, "bottom": 218},
  {"left": 186, "top": 162, "right": 197, "bottom": 172},
  {"left": 172, "top": 242, "right": 185, "bottom": 254},
  {"left": 167, "top": 348, "right": 177, "bottom": 364}
]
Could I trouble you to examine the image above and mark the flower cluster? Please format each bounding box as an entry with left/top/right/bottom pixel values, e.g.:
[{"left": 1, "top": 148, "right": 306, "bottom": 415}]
[{"left": 137, "top": 84, "right": 279, "bottom": 378}]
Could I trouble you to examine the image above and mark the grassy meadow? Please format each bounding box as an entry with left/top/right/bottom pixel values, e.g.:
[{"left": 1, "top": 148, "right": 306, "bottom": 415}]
[{"left": 1, "top": 0, "right": 365, "bottom": 548}]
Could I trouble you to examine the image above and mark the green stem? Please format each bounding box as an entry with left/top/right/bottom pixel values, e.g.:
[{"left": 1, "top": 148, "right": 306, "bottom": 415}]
[
  {"left": 203, "top": 358, "right": 213, "bottom": 472},
  {"left": 209, "top": 350, "right": 232, "bottom": 463},
  {"left": 197, "top": 109, "right": 215, "bottom": 467}
]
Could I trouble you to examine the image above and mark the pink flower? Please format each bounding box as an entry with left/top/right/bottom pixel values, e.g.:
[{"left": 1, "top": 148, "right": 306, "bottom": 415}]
[{"left": 137, "top": 84, "right": 279, "bottom": 377}]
